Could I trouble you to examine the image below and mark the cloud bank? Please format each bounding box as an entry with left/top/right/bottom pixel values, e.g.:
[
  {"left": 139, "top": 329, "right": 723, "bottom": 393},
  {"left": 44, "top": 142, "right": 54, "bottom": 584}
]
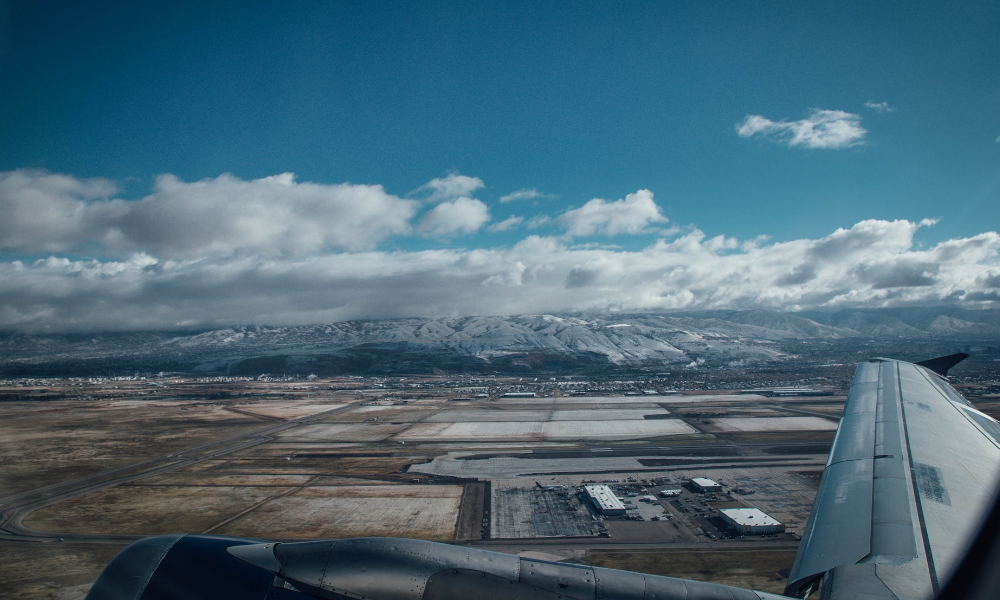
[
  {"left": 737, "top": 109, "right": 867, "bottom": 149},
  {"left": 0, "top": 170, "right": 418, "bottom": 257},
  {"left": 1, "top": 170, "right": 998, "bottom": 332}
]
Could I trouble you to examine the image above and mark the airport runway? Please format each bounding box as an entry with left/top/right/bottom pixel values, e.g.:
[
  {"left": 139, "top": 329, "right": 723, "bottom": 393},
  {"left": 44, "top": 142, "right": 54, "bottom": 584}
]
[{"left": 0, "top": 402, "right": 359, "bottom": 544}]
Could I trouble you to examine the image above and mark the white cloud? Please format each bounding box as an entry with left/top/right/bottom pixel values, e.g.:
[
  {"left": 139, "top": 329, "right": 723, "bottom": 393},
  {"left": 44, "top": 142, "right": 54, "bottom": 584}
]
[
  {"left": 1, "top": 218, "right": 999, "bottom": 331},
  {"left": 2, "top": 170, "right": 999, "bottom": 332},
  {"left": 0, "top": 170, "right": 418, "bottom": 257},
  {"left": 488, "top": 216, "right": 524, "bottom": 232},
  {"left": 499, "top": 188, "right": 554, "bottom": 203},
  {"left": 0, "top": 170, "right": 118, "bottom": 253},
  {"left": 736, "top": 109, "right": 867, "bottom": 149},
  {"left": 419, "top": 197, "right": 491, "bottom": 237},
  {"left": 864, "top": 100, "right": 894, "bottom": 113},
  {"left": 412, "top": 173, "right": 484, "bottom": 202},
  {"left": 557, "top": 189, "right": 668, "bottom": 237}
]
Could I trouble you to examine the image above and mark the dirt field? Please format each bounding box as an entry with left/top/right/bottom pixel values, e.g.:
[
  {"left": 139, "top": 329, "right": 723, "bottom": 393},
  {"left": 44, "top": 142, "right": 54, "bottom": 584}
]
[
  {"left": 217, "top": 484, "right": 463, "bottom": 540},
  {"left": 454, "top": 482, "right": 485, "bottom": 541},
  {"left": 397, "top": 419, "right": 696, "bottom": 441},
  {"left": 424, "top": 408, "right": 671, "bottom": 422},
  {"left": 583, "top": 549, "right": 798, "bottom": 594},
  {"left": 0, "top": 543, "right": 127, "bottom": 600},
  {"left": 276, "top": 422, "right": 409, "bottom": 441},
  {"left": 700, "top": 417, "right": 838, "bottom": 432},
  {"left": 0, "top": 400, "right": 262, "bottom": 497},
  {"left": 25, "top": 484, "right": 295, "bottom": 535},
  {"left": 231, "top": 401, "right": 345, "bottom": 419}
]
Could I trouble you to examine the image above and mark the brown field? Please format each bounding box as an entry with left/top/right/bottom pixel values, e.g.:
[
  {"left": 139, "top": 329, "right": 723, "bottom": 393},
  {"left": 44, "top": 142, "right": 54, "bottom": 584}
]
[
  {"left": 230, "top": 401, "right": 345, "bottom": 419},
  {"left": 25, "top": 484, "right": 294, "bottom": 535},
  {"left": 136, "top": 473, "right": 315, "bottom": 486},
  {"left": 454, "top": 483, "right": 485, "bottom": 541},
  {"left": 276, "top": 422, "right": 409, "bottom": 441},
  {"left": 0, "top": 400, "right": 261, "bottom": 497},
  {"left": 201, "top": 455, "right": 418, "bottom": 476},
  {"left": 583, "top": 550, "right": 798, "bottom": 594},
  {"left": 319, "top": 406, "right": 437, "bottom": 423},
  {"left": 0, "top": 543, "right": 127, "bottom": 600},
  {"left": 217, "top": 484, "right": 463, "bottom": 540}
]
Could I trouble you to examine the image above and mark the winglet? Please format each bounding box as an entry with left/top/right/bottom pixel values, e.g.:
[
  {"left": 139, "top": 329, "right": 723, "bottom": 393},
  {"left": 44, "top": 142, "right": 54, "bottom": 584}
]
[{"left": 915, "top": 353, "right": 969, "bottom": 376}]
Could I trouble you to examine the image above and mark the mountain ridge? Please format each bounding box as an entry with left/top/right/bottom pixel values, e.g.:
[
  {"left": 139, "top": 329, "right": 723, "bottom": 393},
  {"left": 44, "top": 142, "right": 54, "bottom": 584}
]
[{"left": 2, "top": 308, "right": 998, "bottom": 377}]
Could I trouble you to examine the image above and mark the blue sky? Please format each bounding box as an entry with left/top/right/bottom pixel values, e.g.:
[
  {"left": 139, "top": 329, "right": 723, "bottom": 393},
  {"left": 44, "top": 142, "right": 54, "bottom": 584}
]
[{"left": 1, "top": 1, "right": 998, "bottom": 331}]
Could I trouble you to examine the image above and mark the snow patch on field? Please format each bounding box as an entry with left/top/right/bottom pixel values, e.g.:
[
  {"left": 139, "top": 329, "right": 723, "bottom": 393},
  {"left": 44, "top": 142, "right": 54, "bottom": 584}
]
[{"left": 396, "top": 419, "right": 694, "bottom": 441}]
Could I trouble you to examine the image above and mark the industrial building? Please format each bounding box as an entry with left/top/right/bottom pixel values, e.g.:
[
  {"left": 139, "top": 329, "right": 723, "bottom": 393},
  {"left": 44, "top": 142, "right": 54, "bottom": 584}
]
[
  {"left": 583, "top": 484, "right": 626, "bottom": 515},
  {"left": 718, "top": 508, "right": 784, "bottom": 535},
  {"left": 690, "top": 477, "right": 722, "bottom": 492}
]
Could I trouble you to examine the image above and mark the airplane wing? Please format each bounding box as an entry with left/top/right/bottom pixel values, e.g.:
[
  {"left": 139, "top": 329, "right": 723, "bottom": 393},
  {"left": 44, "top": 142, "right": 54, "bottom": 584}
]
[
  {"left": 784, "top": 356, "right": 1000, "bottom": 599},
  {"left": 83, "top": 356, "right": 1000, "bottom": 600}
]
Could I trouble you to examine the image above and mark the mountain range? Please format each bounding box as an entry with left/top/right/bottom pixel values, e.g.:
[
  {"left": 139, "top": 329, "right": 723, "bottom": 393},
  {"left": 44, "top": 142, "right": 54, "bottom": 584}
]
[{"left": 1, "top": 307, "right": 998, "bottom": 377}]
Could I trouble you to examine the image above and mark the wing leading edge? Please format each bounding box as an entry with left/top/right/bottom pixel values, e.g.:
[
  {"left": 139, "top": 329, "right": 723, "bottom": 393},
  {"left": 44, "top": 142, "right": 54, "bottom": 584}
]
[{"left": 785, "top": 358, "right": 1000, "bottom": 599}]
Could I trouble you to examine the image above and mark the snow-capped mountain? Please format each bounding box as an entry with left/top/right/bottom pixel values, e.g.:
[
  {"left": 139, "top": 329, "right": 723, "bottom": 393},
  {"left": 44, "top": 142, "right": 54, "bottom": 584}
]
[{"left": 1, "top": 308, "right": 997, "bottom": 376}]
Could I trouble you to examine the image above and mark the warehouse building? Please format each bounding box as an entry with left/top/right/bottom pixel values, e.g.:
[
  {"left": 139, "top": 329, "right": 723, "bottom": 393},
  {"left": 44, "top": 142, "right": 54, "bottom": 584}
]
[
  {"left": 584, "top": 484, "right": 627, "bottom": 516},
  {"left": 690, "top": 477, "right": 722, "bottom": 492},
  {"left": 718, "top": 508, "right": 784, "bottom": 535}
]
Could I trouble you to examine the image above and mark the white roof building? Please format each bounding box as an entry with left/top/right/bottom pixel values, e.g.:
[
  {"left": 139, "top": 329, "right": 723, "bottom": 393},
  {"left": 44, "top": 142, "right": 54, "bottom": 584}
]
[
  {"left": 584, "top": 484, "right": 627, "bottom": 515},
  {"left": 718, "top": 508, "right": 785, "bottom": 534},
  {"left": 690, "top": 477, "right": 722, "bottom": 492}
]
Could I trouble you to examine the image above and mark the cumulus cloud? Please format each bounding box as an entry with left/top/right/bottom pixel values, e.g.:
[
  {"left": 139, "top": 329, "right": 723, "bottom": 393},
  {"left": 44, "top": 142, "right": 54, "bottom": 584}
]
[
  {"left": 557, "top": 189, "right": 668, "bottom": 237},
  {"left": 737, "top": 109, "right": 867, "bottom": 149},
  {"left": 488, "top": 216, "right": 524, "bottom": 232},
  {"left": 4, "top": 217, "right": 998, "bottom": 332},
  {"left": 2, "top": 170, "right": 999, "bottom": 332},
  {"left": 419, "top": 197, "right": 491, "bottom": 237},
  {"left": 864, "top": 100, "right": 894, "bottom": 113},
  {"left": 499, "top": 188, "right": 554, "bottom": 203},
  {"left": 0, "top": 170, "right": 118, "bottom": 253},
  {"left": 412, "top": 173, "right": 484, "bottom": 202},
  {"left": 0, "top": 170, "right": 418, "bottom": 257}
]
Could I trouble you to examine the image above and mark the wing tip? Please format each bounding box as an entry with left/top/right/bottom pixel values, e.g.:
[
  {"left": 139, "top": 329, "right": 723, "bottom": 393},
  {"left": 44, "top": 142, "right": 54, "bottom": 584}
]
[{"left": 915, "top": 353, "right": 969, "bottom": 376}]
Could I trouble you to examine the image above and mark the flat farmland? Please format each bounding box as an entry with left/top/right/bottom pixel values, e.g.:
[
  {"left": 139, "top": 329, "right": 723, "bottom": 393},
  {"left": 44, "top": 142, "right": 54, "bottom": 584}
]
[
  {"left": 397, "top": 419, "right": 695, "bottom": 441},
  {"left": 700, "top": 417, "right": 838, "bottom": 433},
  {"left": 276, "top": 422, "right": 409, "bottom": 441},
  {"left": 0, "top": 399, "right": 263, "bottom": 496},
  {"left": 217, "top": 484, "right": 463, "bottom": 540},
  {"left": 424, "top": 408, "right": 671, "bottom": 422},
  {"left": 137, "top": 473, "right": 315, "bottom": 486},
  {"left": 232, "top": 401, "right": 345, "bottom": 419},
  {"left": 24, "top": 484, "right": 294, "bottom": 535}
]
